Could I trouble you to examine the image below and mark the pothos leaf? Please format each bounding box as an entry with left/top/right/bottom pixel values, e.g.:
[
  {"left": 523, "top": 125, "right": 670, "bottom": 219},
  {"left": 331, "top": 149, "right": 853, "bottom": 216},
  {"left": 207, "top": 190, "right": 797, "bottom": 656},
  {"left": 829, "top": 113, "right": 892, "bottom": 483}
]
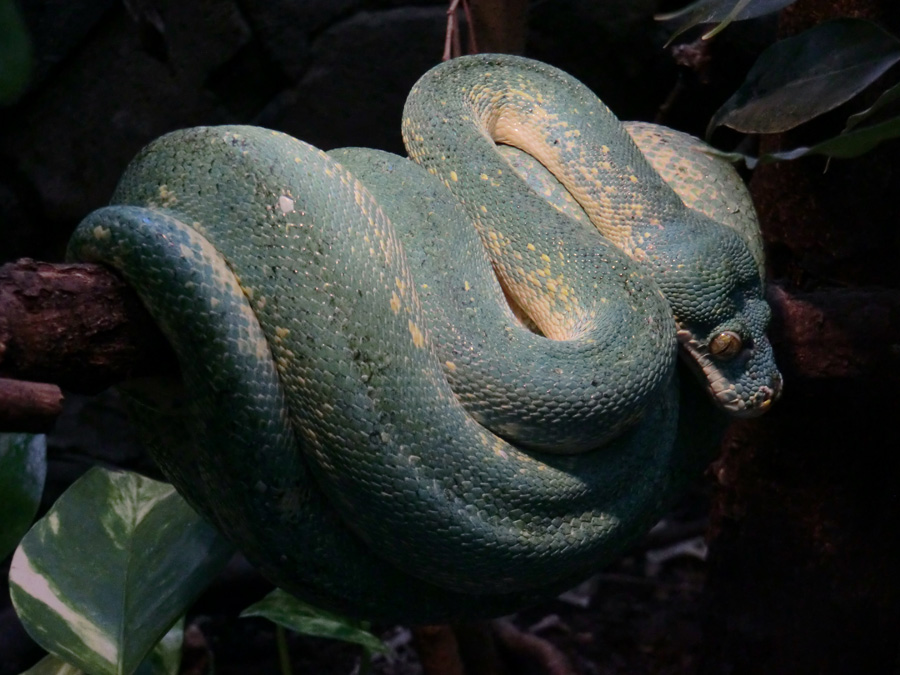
[
  {"left": 771, "top": 114, "right": 900, "bottom": 160},
  {"left": 133, "top": 619, "right": 184, "bottom": 675},
  {"left": 9, "top": 468, "right": 233, "bottom": 675},
  {"left": 0, "top": 433, "right": 47, "bottom": 560},
  {"left": 17, "top": 621, "right": 184, "bottom": 675},
  {"left": 18, "top": 654, "right": 84, "bottom": 675},
  {"left": 241, "top": 588, "right": 387, "bottom": 654}
]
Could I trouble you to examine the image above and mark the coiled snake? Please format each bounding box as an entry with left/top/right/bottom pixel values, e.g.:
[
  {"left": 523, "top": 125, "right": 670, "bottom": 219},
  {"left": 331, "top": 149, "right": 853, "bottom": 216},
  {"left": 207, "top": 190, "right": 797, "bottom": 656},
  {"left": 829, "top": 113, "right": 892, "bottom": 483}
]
[{"left": 68, "top": 54, "right": 781, "bottom": 623}]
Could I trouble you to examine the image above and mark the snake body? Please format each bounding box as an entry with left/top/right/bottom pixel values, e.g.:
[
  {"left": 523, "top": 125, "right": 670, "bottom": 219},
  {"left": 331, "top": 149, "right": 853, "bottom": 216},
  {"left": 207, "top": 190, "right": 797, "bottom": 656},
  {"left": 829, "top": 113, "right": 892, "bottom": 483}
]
[{"left": 68, "top": 55, "right": 781, "bottom": 622}]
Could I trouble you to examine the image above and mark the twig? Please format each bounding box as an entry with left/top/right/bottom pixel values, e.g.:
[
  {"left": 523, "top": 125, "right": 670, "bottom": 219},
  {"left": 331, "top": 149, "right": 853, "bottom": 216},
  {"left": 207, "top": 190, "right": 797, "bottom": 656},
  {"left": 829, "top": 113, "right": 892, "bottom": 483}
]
[
  {"left": 656, "top": 38, "right": 712, "bottom": 125},
  {"left": 0, "top": 259, "right": 176, "bottom": 432},
  {"left": 443, "top": 0, "right": 479, "bottom": 61},
  {"left": 444, "top": 0, "right": 461, "bottom": 60},
  {"left": 492, "top": 618, "right": 578, "bottom": 675},
  {"left": 0, "top": 258, "right": 176, "bottom": 390},
  {"left": 0, "top": 378, "right": 63, "bottom": 433}
]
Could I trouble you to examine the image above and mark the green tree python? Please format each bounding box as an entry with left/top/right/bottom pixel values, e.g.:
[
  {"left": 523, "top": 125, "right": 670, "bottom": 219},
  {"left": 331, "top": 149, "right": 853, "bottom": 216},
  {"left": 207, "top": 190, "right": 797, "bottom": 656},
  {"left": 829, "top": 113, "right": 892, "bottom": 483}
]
[{"left": 67, "top": 54, "right": 782, "bottom": 623}]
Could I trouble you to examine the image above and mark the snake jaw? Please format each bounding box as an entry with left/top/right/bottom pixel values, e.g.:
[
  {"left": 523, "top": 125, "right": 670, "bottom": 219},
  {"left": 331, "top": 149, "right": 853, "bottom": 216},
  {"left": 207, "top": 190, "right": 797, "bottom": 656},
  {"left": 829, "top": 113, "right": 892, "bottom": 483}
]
[{"left": 676, "top": 328, "right": 782, "bottom": 418}]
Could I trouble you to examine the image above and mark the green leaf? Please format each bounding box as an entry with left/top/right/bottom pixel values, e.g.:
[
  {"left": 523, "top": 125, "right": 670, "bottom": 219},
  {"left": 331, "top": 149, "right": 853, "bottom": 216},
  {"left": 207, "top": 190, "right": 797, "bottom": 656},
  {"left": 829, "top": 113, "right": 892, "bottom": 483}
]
[
  {"left": 133, "top": 619, "right": 184, "bottom": 675},
  {"left": 699, "top": 0, "right": 753, "bottom": 40},
  {"left": 0, "top": 0, "right": 32, "bottom": 104},
  {"left": 0, "top": 433, "right": 47, "bottom": 559},
  {"left": 708, "top": 19, "right": 900, "bottom": 137},
  {"left": 241, "top": 589, "right": 388, "bottom": 654},
  {"left": 770, "top": 113, "right": 900, "bottom": 160},
  {"left": 18, "top": 654, "right": 84, "bottom": 675},
  {"left": 843, "top": 81, "right": 900, "bottom": 132},
  {"left": 9, "top": 468, "right": 234, "bottom": 675},
  {"left": 657, "top": 0, "right": 797, "bottom": 43},
  {"left": 16, "top": 622, "right": 183, "bottom": 675},
  {"left": 700, "top": 147, "right": 762, "bottom": 169},
  {"left": 707, "top": 113, "right": 900, "bottom": 167},
  {"left": 20, "top": 619, "right": 185, "bottom": 675}
]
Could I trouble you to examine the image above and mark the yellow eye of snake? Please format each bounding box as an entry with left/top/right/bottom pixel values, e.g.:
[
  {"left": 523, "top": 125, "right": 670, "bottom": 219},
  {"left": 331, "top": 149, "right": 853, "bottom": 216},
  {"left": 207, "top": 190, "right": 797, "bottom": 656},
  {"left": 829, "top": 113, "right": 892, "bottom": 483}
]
[{"left": 709, "top": 331, "right": 743, "bottom": 360}]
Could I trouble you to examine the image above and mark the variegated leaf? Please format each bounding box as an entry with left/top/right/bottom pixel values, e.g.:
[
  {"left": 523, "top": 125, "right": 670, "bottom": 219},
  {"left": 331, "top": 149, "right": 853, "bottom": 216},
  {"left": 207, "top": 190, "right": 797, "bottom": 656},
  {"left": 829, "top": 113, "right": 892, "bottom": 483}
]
[
  {"left": 242, "top": 588, "right": 387, "bottom": 654},
  {"left": 9, "top": 468, "right": 233, "bottom": 675},
  {"left": 0, "top": 433, "right": 47, "bottom": 559},
  {"left": 18, "top": 654, "right": 84, "bottom": 675},
  {"left": 134, "top": 618, "right": 184, "bottom": 675},
  {"left": 20, "top": 618, "right": 186, "bottom": 675}
]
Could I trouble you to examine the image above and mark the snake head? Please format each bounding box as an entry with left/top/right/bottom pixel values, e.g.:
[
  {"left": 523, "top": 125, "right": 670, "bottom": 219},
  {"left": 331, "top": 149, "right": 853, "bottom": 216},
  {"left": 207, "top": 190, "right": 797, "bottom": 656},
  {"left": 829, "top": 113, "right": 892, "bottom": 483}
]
[
  {"left": 654, "top": 219, "right": 783, "bottom": 417},
  {"left": 675, "top": 299, "right": 782, "bottom": 417}
]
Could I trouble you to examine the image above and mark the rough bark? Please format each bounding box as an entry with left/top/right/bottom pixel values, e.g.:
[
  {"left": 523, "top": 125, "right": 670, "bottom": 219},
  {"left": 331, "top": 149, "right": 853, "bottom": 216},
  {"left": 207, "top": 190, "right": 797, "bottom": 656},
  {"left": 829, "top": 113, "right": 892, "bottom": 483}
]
[
  {"left": 0, "top": 378, "right": 63, "bottom": 432},
  {"left": 0, "top": 259, "right": 175, "bottom": 395}
]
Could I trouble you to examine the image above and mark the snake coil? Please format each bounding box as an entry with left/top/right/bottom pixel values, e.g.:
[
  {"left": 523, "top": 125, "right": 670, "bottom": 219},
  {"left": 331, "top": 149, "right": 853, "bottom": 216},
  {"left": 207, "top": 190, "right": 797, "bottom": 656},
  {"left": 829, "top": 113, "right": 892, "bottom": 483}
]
[{"left": 68, "top": 55, "right": 781, "bottom": 622}]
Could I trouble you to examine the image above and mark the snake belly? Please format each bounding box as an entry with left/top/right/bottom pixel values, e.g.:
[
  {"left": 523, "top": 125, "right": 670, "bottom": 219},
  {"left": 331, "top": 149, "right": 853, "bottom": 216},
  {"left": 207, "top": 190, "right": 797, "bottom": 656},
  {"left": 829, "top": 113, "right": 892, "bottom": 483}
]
[{"left": 67, "top": 54, "right": 779, "bottom": 623}]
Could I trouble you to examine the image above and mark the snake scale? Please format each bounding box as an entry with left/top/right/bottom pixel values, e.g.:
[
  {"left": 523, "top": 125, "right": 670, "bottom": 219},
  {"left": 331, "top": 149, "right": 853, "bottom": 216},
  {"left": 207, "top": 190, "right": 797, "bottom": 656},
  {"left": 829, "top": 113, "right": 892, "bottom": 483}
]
[{"left": 68, "top": 54, "right": 781, "bottom": 623}]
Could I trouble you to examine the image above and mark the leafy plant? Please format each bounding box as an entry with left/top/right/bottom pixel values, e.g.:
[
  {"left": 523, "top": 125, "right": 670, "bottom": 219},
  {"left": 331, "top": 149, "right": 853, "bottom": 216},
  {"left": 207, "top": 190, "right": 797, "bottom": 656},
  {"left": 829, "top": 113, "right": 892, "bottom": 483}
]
[
  {"left": 0, "top": 434, "right": 47, "bottom": 560},
  {"left": 658, "top": 0, "right": 799, "bottom": 42},
  {"left": 661, "top": 1, "right": 900, "bottom": 165},
  {"left": 243, "top": 589, "right": 388, "bottom": 674},
  {"left": 20, "top": 654, "right": 86, "bottom": 675},
  {"left": 5, "top": 466, "right": 385, "bottom": 674},
  {"left": 9, "top": 468, "right": 230, "bottom": 674}
]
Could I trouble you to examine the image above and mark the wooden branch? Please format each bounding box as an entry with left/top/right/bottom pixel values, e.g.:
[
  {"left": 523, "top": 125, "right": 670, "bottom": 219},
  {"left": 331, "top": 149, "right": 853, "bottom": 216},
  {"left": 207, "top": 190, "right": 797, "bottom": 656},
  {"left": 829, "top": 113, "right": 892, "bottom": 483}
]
[
  {"left": 0, "top": 378, "right": 63, "bottom": 433},
  {"left": 2, "top": 256, "right": 898, "bottom": 435},
  {"left": 0, "top": 258, "right": 176, "bottom": 396}
]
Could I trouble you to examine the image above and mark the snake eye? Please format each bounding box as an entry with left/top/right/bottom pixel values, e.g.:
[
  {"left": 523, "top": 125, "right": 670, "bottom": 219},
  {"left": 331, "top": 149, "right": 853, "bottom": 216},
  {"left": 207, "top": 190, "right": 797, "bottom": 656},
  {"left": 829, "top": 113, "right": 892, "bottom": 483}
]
[{"left": 709, "top": 331, "right": 743, "bottom": 360}]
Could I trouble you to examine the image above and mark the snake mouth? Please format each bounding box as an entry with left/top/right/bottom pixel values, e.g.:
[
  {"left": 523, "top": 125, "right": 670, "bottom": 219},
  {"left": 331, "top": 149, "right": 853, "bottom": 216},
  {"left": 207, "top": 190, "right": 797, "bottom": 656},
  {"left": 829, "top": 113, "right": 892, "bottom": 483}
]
[{"left": 677, "top": 330, "right": 782, "bottom": 418}]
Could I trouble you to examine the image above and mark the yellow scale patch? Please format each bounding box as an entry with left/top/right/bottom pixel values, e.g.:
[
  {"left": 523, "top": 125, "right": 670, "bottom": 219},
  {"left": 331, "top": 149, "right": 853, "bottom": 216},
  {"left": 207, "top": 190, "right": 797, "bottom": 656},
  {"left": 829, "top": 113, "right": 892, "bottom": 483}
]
[
  {"left": 177, "top": 227, "right": 272, "bottom": 362},
  {"left": 408, "top": 320, "right": 426, "bottom": 349}
]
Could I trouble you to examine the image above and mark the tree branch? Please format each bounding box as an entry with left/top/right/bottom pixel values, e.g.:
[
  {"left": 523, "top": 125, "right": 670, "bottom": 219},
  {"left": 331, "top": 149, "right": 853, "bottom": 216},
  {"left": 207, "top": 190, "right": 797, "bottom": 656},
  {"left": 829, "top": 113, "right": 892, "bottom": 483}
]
[
  {"left": 0, "top": 259, "right": 176, "bottom": 427},
  {"left": 0, "top": 378, "right": 64, "bottom": 433},
  {"left": 2, "top": 256, "right": 898, "bottom": 437}
]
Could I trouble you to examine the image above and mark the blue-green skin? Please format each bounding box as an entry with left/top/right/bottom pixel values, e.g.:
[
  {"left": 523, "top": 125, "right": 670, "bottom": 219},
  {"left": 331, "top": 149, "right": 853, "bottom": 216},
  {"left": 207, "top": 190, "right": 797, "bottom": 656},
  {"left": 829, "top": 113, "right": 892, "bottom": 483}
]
[
  {"left": 329, "top": 146, "right": 672, "bottom": 453},
  {"left": 402, "top": 55, "right": 780, "bottom": 416},
  {"left": 67, "top": 54, "right": 779, "bottom": 623}
]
